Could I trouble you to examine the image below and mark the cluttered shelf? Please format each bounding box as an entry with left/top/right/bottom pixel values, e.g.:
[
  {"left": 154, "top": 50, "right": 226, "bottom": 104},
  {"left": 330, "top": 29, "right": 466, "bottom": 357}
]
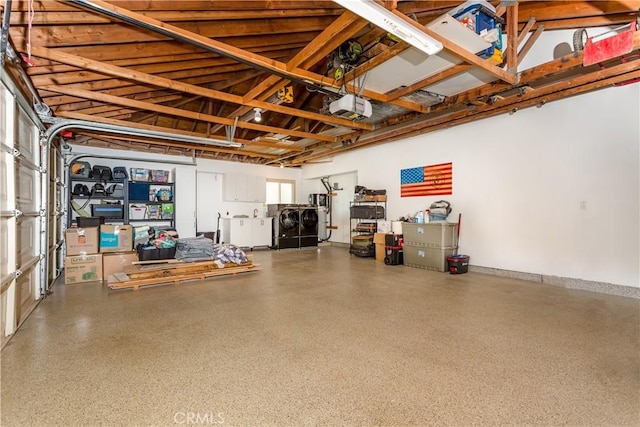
[
  {"left": 68, "top": 159, "right": 176, "bottom": 228},
  {"left": 349, "top": 186, "right": 387, "bottom": 258}
]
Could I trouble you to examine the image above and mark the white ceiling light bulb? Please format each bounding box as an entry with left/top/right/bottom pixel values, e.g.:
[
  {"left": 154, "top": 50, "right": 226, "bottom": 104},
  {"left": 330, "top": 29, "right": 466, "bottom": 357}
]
[
  {"left": 332, "top": 0, "right": 443, "bottom": 56},
  {"left": 254, "top": 108, "right": 262, "bottom": 122}
]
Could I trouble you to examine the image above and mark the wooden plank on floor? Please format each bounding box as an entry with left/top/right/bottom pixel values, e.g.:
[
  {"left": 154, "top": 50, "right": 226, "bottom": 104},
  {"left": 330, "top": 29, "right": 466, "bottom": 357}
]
[
  {"left": 108, "top": 263, "right": 261, "bottom": 291},
  {"left": 125, "top": 261, "right": 251, "bottom": 280}
]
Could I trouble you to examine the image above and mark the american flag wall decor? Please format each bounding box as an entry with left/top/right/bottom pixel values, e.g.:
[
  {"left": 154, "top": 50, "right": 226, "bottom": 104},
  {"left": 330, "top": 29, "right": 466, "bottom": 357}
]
[{"left": 400, "top": 162, "right": 453, "bottom": 197}]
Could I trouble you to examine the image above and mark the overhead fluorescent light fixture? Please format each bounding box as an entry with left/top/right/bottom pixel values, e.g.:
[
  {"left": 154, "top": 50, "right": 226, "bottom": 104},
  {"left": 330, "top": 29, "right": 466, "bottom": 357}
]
[{"left": 333, "top": 0, "right": 443, "bottom": 56}]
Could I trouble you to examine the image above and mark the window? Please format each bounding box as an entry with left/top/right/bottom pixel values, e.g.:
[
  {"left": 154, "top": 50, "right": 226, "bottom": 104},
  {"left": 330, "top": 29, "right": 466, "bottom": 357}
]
[{"left": 266, "top": 179, "right": 295, "bottom": 204}]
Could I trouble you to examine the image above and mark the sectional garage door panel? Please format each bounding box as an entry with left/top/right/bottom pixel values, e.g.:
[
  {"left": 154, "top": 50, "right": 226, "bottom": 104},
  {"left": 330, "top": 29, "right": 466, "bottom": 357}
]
[
  {"left": 0, "top": 219, "right": 10, "bottom": 283},
  {"left": 1, "top": 146, "right": 10, "bottom": 209},
  {"left": 16, "top": 216, "right": 38, "bottom": 267},
  {"left": 16, "top": 111, "right": 38, "bottom": 164},
  {"left": 1, "top": 139, "right": 14, "bottom": 287},
  {"left": 1, "top": 79, "right": 45, "bottom": 344},
  {"left": 15, "top": 267, "right": 37, "bottom": 327},
  {"left": 15, "top": 161, "right": 39, "bottom": 214},
  {"left": 0, "top": 289, "right": 7, "bottom": 348}
]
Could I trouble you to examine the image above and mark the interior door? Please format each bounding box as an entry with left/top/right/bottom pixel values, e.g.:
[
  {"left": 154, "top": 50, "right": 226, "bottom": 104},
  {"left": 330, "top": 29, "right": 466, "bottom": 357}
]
[{"left": 196, "top": 171, "right": 220, "bottom": 233}]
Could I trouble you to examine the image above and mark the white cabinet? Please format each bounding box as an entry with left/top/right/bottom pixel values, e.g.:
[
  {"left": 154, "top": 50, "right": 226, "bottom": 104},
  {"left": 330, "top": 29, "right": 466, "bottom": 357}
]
[
  {"left": 251, "top": 218, "right": 272, "bottom": 248},
  {"left": 221, "top": 218, "right": 252, "bottom": 247},
  {"left": 222, "top": 218, "right": 272, "bottom": 248},
  {"left": 247, "top": 175, "right": 266, "bottom": 203},
  {"left": 223, "top": 174, "right": 266, "bottom": 202}
]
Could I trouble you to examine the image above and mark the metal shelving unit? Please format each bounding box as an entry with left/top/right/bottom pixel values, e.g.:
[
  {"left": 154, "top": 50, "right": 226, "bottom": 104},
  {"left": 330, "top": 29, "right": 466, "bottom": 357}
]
[{"left": 349, "top": 200, "right": 386, "bottom": 257}]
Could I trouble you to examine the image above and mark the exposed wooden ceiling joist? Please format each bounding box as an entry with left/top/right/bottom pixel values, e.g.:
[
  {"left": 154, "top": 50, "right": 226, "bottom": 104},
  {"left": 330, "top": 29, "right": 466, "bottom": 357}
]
[{"left": 5, "top": 0, "right": 638, "bottom": 165}]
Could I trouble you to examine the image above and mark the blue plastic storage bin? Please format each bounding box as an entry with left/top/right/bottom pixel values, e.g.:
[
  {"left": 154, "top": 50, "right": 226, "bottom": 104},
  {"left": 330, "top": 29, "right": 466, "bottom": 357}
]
[{"left": 452, "top": 4, "right": 504, "bottom": 59}]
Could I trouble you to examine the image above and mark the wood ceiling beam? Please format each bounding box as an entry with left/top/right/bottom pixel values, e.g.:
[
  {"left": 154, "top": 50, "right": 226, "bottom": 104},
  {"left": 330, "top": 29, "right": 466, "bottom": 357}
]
[
  {"left": 342, "top": 42, "right": 410, "bottom": 84},
  {"left": 63, "top": 0, "right": 426, "bottom": 113},
  {"left": 41, "top": 67, "right": 255, "bottom": 107},
  {"left": 241, "top": 9, "right": 368, "bottom": 112},
  {"left": 294, "top": 40, "right": 640, "bottom": 164},
  {"left": 41, "top": 32, "right": 322, "bottom": 63},
  {"left": 30, "top": 47, "right": 300, "bottom": 87},
  {"left": 72, "top": 94, "right": 183, "bottom": 115},
  {"left": 517, "top": 17, "right": 537, "bottom": 47},
  {"left": 242, "top": 76, "right": 283, "bottom": 104},
  {"left": 60, "top": 70, "right": 258, "bottom": 114},
  {"left": 31, "top": 46, "right": 372, "bottom": 130},
  {"left": 11, "top": 8, "right": 343, "bottom": 25},
  {"left": 293, "top": 67, "right": 639, "bottom": 164},
  {"left": 516, "top": 1, "right": 640, "bottom": 22},
  {"left": 286, "top": 11, "right": 364, "bottom": 71},
  {"left": 390, "top": 9, "right": 519, "bottom": 85},
  {"left": 10, "top": 1, "right": 342, "bottom": 13},
  {"left": 57, "top": 112, "right": 280, "bottom": 159},
  {"left": 41, "top": 85, "right": 335, "bottom": 143},
  {"left": 517, "top": 25, "right": 544, "bottom": 66},
  {"left": 235, "top": 12, "right": 368, "bottom": 108},
  {"left": 9, "top": 15, "right": 337, "bottom": 47},
  {"left": 525, "top": 13, "right": 640, "bottom": 30},
  {"left": 506, "top": 2, "right": 519, "bottom": 74},
  {"left": 79, "top": 132, "right": 277, "bottom": 160},
  {"left": 326, "top": 60, "right": 640, "bottom": 161},
  {"left": 438, "top": 29, "right": 640, "bottom": 111},
  {"left": 132, "top": 72, "right": 264, "bottom": 126},
  {"left": 26, "top": 42, "right": 306, "bottom": 76},
  {"left": 384, "top": 64, "right": 473, "bottom": 102},
  {"left": 363, "top": 70, "right": 640, "bottom": 156}
]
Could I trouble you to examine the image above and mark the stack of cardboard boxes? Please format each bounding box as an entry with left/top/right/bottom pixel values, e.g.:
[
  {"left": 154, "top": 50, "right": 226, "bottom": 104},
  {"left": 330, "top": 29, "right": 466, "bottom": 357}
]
[{"left": 64, "top": 224, "right": 137, "bottom": 284}]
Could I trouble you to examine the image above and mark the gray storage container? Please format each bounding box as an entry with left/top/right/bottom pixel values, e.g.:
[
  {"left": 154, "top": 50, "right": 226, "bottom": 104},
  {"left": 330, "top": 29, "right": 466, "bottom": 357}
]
[
  {"left": 403, "top": 243, "right": 457, "bottom": 272},
  {"left": 402, "top": 222, "right": 458, "bottom": 248}
]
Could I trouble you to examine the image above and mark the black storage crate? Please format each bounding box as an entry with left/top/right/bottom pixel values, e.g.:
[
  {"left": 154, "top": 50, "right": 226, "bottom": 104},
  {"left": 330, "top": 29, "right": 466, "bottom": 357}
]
[
  {"left": 76, "top": 216, "right": 105, "bottom": 227},
  {"left": 137, "top": 245, "right": 176, "bottom": 261},
  {"left": 350, "top": 205, "right": 385, "bottom": 219}
]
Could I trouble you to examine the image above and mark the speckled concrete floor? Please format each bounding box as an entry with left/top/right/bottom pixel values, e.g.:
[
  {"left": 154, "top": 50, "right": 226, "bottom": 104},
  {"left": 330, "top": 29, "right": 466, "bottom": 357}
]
[{"left": 1, "top": 246, "right": 639, "bottom": 426}]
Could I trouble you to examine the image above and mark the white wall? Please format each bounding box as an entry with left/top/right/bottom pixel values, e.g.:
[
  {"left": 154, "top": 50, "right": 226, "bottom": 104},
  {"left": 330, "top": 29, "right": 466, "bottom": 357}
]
[
  {"left": 302, "top": 83, "right": 640, "bottom": 288},
  {"left": 302, "top": 172, "right": 358, "bottom": 243},
  {"left": 65, "top": 146, "right": 302, "bottom": 238}
]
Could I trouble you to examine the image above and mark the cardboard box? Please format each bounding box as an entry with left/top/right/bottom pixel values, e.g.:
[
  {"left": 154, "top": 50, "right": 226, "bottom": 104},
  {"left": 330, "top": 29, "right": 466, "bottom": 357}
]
[
  {"left": 65, "top": 254, "right": 103, "bottom": 284},
  {"left": 363, "top": 194, "right": 387, "bottom": 202},
  {"left": 100, "top": 225, "right": 133, "bottom": 253},
  {"left": 102, "top": 251, "right": 138, "bottom": 281},
  {"left": 65, "top": 227, "right": 99, "bottom": 255},
  {"left": 373, "top": 233, "right": 387, "bottom": 244},
  {"left": 377, "top": 220, "right": 391, "bottom": 233},
  {"left": 375, "top": 243, "right": 385, "bottom": 262}
]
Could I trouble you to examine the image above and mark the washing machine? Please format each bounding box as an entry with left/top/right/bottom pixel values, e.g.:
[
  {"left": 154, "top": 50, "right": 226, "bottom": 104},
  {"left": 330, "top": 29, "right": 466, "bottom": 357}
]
[
  {"left": 267, "top": 204, "right": 300, "bottom": 249},
  {"left": 299, "top": 205, "right": 319, "bottom": 247}
]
